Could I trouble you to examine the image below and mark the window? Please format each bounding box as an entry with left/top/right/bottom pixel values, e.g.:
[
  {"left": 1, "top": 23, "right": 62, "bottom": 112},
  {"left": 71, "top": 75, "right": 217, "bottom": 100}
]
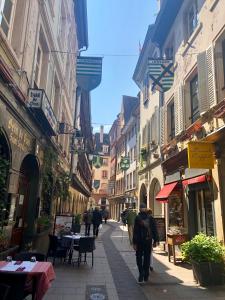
[
  {"left": 102, "top": 145, "right": 109, "bottom": 154},
  {"left": 133, "top": 171, "right": 136, "bottom": 187},
  {"left": 190, "top": 75, "right": 200, "bottom": 123},
  {"left": 222, "top": 40, "right": 225, "bottom": 86},
  {"left": 103, "top": 158, "right": 108, "bottom": 166},
  {"left": 168, "top": 101, "right": 175, "bottom": 140},
  {"left": 34, "top": 46, "right": 42, "bottom": 87},
  {"left": 0, "top": 0, "right": 13, "bottom": 37},
  {"left": 102, "top": 170, "right": 108, "bottom": 179},
  {"left": 187, "top": 1, "right": 198, "bottom": 38},
  {"left": 143, "top": 75, "right": 149, "bottom": 105}
]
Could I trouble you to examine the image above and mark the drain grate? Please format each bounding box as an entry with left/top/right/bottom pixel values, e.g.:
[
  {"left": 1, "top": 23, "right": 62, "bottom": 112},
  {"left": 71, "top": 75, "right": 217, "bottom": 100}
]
[{"left": 86, "top": 285, "right": 108, "bottom": 300}]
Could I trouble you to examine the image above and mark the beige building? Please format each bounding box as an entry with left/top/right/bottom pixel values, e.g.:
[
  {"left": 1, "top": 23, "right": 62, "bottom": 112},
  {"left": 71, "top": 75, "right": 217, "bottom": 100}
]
[
  {"left": 133, "top": 26, "right": 164, "bottom": 218},
  {"left": 0, "top": 0, "right": 89, "bottom": 247},
  {"left": 152, "top": 0, "right": 225, "bottom": 241},
  {"left": 91, "top": 127, "right": 110, "bottom": 211}
]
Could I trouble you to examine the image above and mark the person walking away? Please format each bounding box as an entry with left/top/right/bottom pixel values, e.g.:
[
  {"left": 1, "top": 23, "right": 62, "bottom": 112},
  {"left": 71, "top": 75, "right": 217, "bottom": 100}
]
[
  {"left": 92, "top": 207, "right": 102, "bottom": 237},
  {"left": 102, "top": 209, "right": 109, "bottom": 224},
  {"left": 126, "top": 208, "right": 137, "bottom": 245},
  {"left": 133, "top": 203, "right": 159, "bottom": 283},
  {"left": 147, "top": 208, "right": 154, "bottom": 271},
  {"left": 83, "top": 210, "right": 92, "bottom": 236}
]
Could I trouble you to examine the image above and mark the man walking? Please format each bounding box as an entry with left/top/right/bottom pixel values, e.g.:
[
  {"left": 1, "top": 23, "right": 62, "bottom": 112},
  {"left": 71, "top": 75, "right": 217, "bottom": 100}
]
[
  {"left": 83, "top": 210, "right": 92, "bottom": 236},
  {"left": 133, "top": 203, "right": 159, "bottom": 283},
  {"left": 92, "top": 206, "right": 102, "bottom": 237}
]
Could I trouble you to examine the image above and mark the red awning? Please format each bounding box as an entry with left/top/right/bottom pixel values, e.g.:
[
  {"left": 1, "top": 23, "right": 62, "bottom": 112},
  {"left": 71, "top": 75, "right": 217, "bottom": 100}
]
[
  {"left": 182, "top": 175, "right": 210, "bottom": 187},
  {"left": 156, "top": 182, "right": 178, "bottom": 203}
]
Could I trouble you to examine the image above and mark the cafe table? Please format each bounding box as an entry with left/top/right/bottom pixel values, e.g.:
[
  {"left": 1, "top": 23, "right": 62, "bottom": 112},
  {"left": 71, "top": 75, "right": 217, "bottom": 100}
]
[{"left": 0, "top": 260, "right": 56, "bottom": 300}]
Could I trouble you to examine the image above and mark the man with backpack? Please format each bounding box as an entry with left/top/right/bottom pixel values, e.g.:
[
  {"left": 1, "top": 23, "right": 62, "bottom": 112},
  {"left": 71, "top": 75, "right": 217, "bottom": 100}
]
[{"left": 133, "top": 202, "right": 159, "bottom": 283}]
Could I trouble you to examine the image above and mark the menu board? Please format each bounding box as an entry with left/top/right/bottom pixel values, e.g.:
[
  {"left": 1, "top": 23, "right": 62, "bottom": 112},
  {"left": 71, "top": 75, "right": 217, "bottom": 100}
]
[
  {"left": 154, "top": 217, "right": 166, "bottom": 241},
  {"left": 53, "top": 215, "right": 73, "bottom": 236}
]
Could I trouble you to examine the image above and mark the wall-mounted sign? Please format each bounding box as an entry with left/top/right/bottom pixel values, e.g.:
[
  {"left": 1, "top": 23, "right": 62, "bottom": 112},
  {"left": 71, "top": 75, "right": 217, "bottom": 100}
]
[
  {"left": 28, "top": 89, "right": 57, "bottom": 136},
  {"left": 76, "top": 56, "right": 103, "bottom": 91},
  {"left": 148, "top": 58, "right": 174, "bottom": 92},
  {"left": 187, "top": 141, "right": 215, "bottom": 169},
  {"left": 93, "top": 155, "right": 103, "bottom": 168},
  {"left": 120, "top": 156, "right": 130, "bottom": 171},
  {"left": 93, "top": 180, "right": 100, "bottom": 189}
]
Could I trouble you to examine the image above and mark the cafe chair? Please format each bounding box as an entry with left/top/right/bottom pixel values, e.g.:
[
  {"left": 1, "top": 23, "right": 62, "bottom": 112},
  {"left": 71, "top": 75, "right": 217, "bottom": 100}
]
[
  {"left": 0, "top": 272, "right": 34, "bottom": 300},
  {"left": 74, "top": 236, "right": 95, "bottom": 268},
  {"left": 46, "top": 234, "right": 69, "bottom": 265},
  {"left": 0, "top": 283, "right": 10, "bottom": 300},
  {"left": 14, "top": 252, "right": 46, "bottom": 262}
]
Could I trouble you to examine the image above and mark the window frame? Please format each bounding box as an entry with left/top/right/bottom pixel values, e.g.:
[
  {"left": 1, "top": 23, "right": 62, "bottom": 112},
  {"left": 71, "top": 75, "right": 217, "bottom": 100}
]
[
  {"left": 187, "top": 1, "right": 198, "bottom": 39},
  {"left": 0, "top": 0, "right": 15, "bottom": 39},
  {"left": 190, "top": 75, "right": 200, "bottom": 123}
]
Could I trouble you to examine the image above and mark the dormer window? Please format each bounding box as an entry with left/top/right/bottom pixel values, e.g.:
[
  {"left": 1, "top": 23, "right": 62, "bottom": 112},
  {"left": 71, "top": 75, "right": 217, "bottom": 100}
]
[{"left": 102, "top": 145, "right": 109, "bottom": 154}]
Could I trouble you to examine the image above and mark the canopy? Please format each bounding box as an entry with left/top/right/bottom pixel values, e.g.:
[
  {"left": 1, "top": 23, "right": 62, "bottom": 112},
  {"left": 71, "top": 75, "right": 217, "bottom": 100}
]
[
  {"left": 155, "top": 182, "right": 178, "bottom": 203},
  {"left": 182, "top": 175, "right": 209, "bottom": 187}
]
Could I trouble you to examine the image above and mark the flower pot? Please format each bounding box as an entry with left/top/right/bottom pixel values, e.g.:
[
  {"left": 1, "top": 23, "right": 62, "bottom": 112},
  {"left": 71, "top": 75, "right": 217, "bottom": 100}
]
[{"left": 192, "top": 261, "right": 225, "bottom": 286}]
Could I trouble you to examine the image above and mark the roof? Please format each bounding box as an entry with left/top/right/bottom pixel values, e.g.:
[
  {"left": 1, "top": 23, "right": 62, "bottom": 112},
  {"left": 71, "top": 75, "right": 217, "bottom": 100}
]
[
  {"left": 122, "top": 96, "right": 139, "bottom": 125},
  {"left": 151, "top": 0, "right": 182, "bottom": 47},
  {"left": 93, "top": 132, "right": 110, "bottom": 155},
  {"left": 74, "top": 0, "right": 88, "bottom": 49}
]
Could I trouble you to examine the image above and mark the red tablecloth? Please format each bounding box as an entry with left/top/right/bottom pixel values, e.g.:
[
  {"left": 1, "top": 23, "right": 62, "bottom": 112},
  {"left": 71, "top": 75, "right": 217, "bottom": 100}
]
[{"left": 0, "top": 261, "right": 56, "bottom": 300}]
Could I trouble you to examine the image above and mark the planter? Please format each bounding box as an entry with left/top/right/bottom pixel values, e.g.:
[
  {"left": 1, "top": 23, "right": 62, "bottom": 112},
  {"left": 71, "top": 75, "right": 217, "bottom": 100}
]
[
  {"left": 33, "top": 227, "right": 52, "bottom": 255},
  {"left": 192, "top": 261, "right": 225, "bottom": 286}
]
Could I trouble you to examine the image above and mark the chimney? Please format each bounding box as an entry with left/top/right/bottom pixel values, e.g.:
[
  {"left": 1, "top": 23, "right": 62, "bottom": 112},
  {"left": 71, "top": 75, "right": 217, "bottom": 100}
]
[{"left": 100, "top": 125, "right": 104, "bottom": 143}]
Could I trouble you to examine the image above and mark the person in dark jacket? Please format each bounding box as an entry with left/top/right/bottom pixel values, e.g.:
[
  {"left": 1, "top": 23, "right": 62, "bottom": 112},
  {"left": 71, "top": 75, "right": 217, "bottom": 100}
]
[
  {"left": 83, "top": 210, "right": 92, "bottom": 236},
  {"left": 92, "top": 207, "right": 102, "bottom": 237},
  {"left": 133, "top": 203, "right": 159, "bottom": 283}
]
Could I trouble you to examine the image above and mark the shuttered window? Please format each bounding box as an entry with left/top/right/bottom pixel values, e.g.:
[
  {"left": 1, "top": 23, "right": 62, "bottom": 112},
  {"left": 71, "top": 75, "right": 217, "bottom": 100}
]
[
  {"left": 190, "top": 75, "right": 200, "bottom": 123},
  {"left": 160, "top": 106, "right": 165, "bottom": 146},
  {"left": 174, "top": 85, "right": 185, "bottom": 136}
]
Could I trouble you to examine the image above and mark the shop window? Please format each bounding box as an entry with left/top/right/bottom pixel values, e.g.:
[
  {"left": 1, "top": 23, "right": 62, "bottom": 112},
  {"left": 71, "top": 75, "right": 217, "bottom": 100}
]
[
  {"left": 190, "top": 75, "right": 200, "bottom": 123},
  {"left": 169, "top": 191, "right": 184, "bottom": 228}
]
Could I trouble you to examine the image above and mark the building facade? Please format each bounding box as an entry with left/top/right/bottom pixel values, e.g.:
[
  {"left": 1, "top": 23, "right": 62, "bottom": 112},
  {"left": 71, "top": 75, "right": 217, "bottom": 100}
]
[
  {"left": 91, "top": 126, "right": 110, "bottom": 210},
  {"left": 152, "top": 0, "right": 225, "bottom": 241},
  {"left": 0, "top": 0, "right": 89, "bottom": 247}
]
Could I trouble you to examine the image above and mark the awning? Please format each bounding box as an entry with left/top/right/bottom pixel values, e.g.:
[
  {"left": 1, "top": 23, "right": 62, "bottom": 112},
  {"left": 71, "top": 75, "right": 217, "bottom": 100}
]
[
  {"left": 182, "top": 175, "right": 210, "bottom": 187},
  {"left": 156, "top": 182, "right": 178, "bottom": 203}
]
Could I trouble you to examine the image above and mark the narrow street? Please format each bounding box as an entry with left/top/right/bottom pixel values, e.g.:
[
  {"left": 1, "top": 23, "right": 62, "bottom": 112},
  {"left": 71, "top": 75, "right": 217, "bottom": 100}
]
[{"left": 44, "top": 222, "right": 225, "bottom": 300}]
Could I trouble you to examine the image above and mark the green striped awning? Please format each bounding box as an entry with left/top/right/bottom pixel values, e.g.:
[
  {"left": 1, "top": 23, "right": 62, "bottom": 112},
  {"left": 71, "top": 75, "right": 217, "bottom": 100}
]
[{"left": 76, "top": 56, "right": 103, "bottom": 91}]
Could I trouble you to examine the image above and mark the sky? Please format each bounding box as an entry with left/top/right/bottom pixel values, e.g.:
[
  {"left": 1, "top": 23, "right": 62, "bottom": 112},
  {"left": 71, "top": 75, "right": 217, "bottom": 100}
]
[{"left": 86, "top": 0, "right": 158, "bottom": 133}]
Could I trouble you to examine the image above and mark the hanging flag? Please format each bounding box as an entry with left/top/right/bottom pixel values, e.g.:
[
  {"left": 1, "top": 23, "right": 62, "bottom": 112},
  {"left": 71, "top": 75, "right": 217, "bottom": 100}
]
[
  {"left": 148, "top": 59, "right": 174, "bottom": 92},
  {"left": 92, "top": 155, "right": 103, "bottom": 168},
  {"left": 120, "top": 157, "right": 130, "bottom": 171},
  {"left": 93, "top": 180, "right": 100, "bottom": 189},
  {"left": 76, "top": 56, "right": 103, "bottom": 91}
]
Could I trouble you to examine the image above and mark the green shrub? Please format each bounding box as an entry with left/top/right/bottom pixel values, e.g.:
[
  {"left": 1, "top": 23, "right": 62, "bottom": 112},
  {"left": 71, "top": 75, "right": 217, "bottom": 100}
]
[{"left": 181, "top": 233, "right": 225, "bottom": 263}]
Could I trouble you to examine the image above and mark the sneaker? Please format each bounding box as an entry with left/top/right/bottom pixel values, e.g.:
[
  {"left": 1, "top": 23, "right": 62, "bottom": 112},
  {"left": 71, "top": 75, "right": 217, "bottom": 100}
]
[
  {"left": 150, "top": 266, "right": 154, "bottom": 272},
  {"left": 138, "top": 274, "right": 144, "bottom": 283}
]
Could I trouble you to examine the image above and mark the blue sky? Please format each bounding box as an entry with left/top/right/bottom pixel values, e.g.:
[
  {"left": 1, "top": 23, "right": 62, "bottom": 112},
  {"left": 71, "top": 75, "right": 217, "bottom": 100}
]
[{"left": 86, "top": 0, "right": 158, "bottom": 133}]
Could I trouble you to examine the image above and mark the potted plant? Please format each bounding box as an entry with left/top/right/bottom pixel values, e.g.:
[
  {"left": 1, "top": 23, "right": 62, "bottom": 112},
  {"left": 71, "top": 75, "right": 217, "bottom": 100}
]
[
  {"left": 181, "top": 233, "right": 225, "bottom": 286},
  {"left": 72, "top": 214, "right": 82, "bottom": 233},
  {"left": 37, "top": 215, "right": 52, "bottom": 233}
]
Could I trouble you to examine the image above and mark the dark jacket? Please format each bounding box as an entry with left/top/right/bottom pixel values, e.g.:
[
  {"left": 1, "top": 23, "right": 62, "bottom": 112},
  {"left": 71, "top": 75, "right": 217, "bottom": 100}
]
[
  {"left": 92, "top": 210, "right": 102, "bottom": 225},
  {"left": 133, "top": 212, "right": 159, "bottom": 245}
]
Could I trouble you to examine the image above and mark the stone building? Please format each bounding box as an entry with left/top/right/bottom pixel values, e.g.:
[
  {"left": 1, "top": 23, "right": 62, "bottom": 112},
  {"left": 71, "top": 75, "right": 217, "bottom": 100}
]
[
  {"left": 0, "top": 0, "right": 89, "bottom": 248},
  {"left": 152, "top": 0, "right": 225, "bottom": 241}
]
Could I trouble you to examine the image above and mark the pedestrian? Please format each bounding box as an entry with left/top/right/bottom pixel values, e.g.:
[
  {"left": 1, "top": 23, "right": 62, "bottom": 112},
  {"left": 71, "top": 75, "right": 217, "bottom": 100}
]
[
  {"left": 92, "top": 206, "right": 102, "bottom": 237},
  {"left": 133, "top": 203, "right": 159, "bottom": 283},
  {"left": 147, "top": 208, "right": 154, "bottom": 271},
  {"left": 83, "top": 210, "right": 92, "bottom": 236},
  {"left": 102, "top": 209, "right": 109, "bottom": 224},
  {"left": 126, "top": 208, "right": 137, "bottom": 245}
]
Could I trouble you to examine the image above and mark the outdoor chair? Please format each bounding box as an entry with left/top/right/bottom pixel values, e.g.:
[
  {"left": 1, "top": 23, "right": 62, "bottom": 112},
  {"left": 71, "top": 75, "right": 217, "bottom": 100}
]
[
  {"left": 46, "top": 234, "right": 69, "bottom": 265},
  {"left": 14, "top": 252, "right": 46, "bottom": 262},
  {"left": 0, "top": 283, "right": 10, "bottom": 300},
  {"left": 74, "top": 236, "right": 95, "bottom": 268},
  {"left": 0, "top": 272, "right": 34, "bottom": 300}
]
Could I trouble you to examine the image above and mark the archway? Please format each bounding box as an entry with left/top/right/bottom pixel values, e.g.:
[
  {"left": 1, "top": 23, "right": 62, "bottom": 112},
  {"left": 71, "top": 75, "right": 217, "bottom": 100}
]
[
  {"left": 0, "top": 130, "right": 11, "bottom": 227},
  {"left": 13, "top": 154, "right": 39, "bottom": 246},
  {"left": 139, "top": 183, "right": 147, "bottom": 205},
  {"left": 149, "top": 178, "right": 162, "bottom": 217}
]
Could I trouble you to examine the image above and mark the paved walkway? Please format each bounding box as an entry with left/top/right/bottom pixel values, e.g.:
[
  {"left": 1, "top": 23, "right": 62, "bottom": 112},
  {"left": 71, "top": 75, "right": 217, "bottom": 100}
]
[{"left": 44, "top": 221, "right": 225, "bottom": 300}]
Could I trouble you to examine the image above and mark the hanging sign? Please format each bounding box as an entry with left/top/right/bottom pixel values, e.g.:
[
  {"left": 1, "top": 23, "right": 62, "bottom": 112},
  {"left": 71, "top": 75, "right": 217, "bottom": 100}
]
[
  {"left": 187, "top": 142, "right": 215, "bottom": 169},
  {"left": 93, "top": 180, "right": 100, "bottom": 189},
  {"left": 120, "top": 156, "right": 130, "bottom": 171},
  {"left": 148, "top": 59, "right": 174, "bottom": 92},
  {"left": 92, "top": 155, "right": 103, "bottom": 168},
  {"left": 76, "top": 56, "right": 103, "bottom": 91}
]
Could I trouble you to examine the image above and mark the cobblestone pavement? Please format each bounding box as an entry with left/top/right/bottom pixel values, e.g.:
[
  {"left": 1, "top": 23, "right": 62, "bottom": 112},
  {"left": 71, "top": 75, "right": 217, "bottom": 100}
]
[{"left": 44, "top": 221, "right": 225, "bottom": 300}]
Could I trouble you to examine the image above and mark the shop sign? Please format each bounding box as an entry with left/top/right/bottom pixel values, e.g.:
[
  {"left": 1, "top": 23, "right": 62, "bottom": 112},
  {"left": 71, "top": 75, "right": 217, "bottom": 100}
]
[
  {"left": 120, "top": 156, "right": 130, "bottom": 171},
  {"left": 28, "top": 89, "right": 57, "bottom": 135},
  {"left": 187, "top": 142, "right": 214, "bottom": 169},
  {"left": 7, "top": 118, "right": 32, "bottom": 152}
]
